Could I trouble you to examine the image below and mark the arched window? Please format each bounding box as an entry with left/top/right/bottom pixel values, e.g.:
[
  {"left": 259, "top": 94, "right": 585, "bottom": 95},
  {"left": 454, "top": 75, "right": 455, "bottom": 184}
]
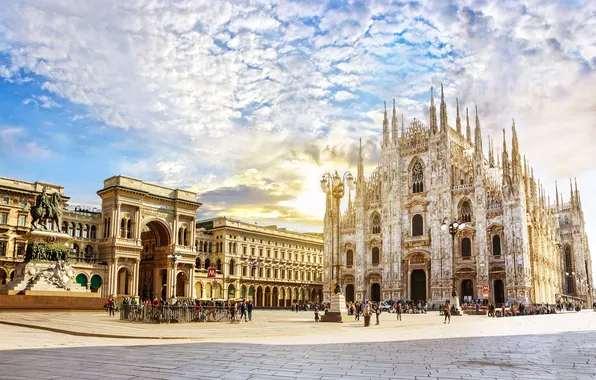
[
  {"left": 90, "top": 225, "right": 97, "bottom": 239},
  {"left": 346, "top": 249, "right": 354, "bottom": 267},
  {"left": 564, "top": 245, "right": 573, "bottom": 294},
  {"left": 195, "top": 257, "right": 201, "bottom": 268},
  {"left": 229, "top": 259, "right": 235, "bottom": 275},
  {"left": 492, "top": 235, "right": 501, "bottom": 256},
  {"left": 208, "top": 242, "right": 212, "bottom": 252},
  {"left": 412, "top": 160, "right": 424, "bottom": 193},
  {"left": 204, "top": 258, "right": 211, "bottom": 270},
  {"left": 68, "top": 222, "right": 74, "bottom": 237},
  {"left": 412, "top": 214, "right": 424, "bottom": 237},
  {"left": 460, "top": 200, "right": 472, "bottom": 223},
  {"left": 178, "top": 228, "right": 184, "bottom": 246},
  {"left": 61, "top": 222, "right": 67, "bottom": 234},
  {"left": 0, "top": 241, "right": 5, "bottom": 257},
  {"left": 72, "top": 243, "right": 80, "bottom": 257},
  {"left": 461, "top": 238, "right": 472, "bottom": 257},
  {"left": 76, "top": 223, "right": 81, "bottom": 238},
  {"left": 83, "top": 224, "right": 88, "bottom": 238},
  {"left": 127, "top": 220, "right": 132, "bottom": 239},
  {"left": 216, "top": 259, "right": 222, "bottom": 272},
  {"left": 84, "top": 245, "right": 93, "bottom": 261},
  {"left": 372, "top": 247, "right": 380, "bottom": 265},
  {"left": 371, "top": 213, "right": 381, "bottom": 234},
  {"left": 120, "top": 219, "right": 125, "bottom": 238}
]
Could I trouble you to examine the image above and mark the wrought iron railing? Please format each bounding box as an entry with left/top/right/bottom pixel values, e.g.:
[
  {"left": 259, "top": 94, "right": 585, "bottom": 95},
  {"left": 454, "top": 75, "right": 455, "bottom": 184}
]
[{"left": 119, "top": 304, "right": 231, "bottom": 323}]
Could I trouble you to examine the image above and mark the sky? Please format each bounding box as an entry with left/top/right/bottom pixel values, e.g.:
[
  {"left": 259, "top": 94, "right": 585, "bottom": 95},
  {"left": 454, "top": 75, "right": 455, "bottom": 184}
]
[{"left": 0, "top": 0, "right": 595, "bottom": 271}]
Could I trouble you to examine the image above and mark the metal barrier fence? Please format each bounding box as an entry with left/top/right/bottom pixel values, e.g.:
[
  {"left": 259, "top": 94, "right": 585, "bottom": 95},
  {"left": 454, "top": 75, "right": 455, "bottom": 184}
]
[{"left": 119, "top": 305, "right": 230, "bottom": 323}]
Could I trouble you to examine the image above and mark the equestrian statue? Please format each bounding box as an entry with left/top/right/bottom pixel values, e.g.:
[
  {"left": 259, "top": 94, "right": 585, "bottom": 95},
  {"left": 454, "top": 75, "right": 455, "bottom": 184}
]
[{"left": 30, "top": 187, "right": 63, "bottom": 232}]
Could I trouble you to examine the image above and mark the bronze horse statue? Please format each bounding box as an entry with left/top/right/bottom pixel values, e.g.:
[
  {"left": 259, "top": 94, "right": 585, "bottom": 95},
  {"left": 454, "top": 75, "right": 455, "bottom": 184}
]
[{"left": 30, "top": 189, "right": 62, "bottom": 232}]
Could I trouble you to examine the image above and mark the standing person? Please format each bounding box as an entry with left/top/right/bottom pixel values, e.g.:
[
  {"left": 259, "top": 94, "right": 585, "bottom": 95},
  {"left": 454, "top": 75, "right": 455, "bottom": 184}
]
[
  {"left": 374, "top": 303, "right": 381, "bottom": 325},
  {"left": 106, "top": 296, "right": 112, "bottom": 315},
  {"left": 247, "top": 300, "right": 254, "bottom": 321},
  {"left": 396, "top": 302, "right": 402, "bottom": 321},
  {"left": 443, "top": 301, "right": 451, "bottom": 324},
  {"left": 314, "top": 307, "right": 320, "bottom": 322},
  {"left": 475, "top": 302, "right": 480, "bottom": 315},
  {"left": 240, "top": 300, "right": 247, "bottom": 322},
  {"left": 363, "top": 300, "right": 371, "bottom": 327}
]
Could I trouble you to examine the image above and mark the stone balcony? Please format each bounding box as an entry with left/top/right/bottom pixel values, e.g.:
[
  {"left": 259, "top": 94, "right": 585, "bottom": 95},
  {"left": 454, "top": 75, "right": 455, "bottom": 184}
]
[{"left": 403, "top": 234, "right": 431, "bottom": 249}]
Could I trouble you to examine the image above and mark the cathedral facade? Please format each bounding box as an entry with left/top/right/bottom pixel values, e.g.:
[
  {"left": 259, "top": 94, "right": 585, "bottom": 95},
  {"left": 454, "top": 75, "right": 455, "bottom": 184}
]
[{"left": 323, "top": 86, "right": 593, "bottom": 307}]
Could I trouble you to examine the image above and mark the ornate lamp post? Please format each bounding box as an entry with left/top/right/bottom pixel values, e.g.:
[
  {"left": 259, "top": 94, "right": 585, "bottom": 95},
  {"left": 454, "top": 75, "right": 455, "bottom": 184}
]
[
  {"left": 441, "top": 218, "right": 466, "bottom": 312},
  {"left": 320, "top": 170, "right": 355, "bottom": 296},
  {"left": 167, "top": 254, "right": 181, "bottom": 303}
]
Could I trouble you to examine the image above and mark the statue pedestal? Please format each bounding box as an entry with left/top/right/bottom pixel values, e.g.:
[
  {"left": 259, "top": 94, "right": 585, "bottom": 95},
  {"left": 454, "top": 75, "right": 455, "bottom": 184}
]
[
  {"left": 451, "top": 295, "right": 462, "bottom": 316},
  {"left": 321, "top": 293, "right": 347, "bottom": 323},
  {"left": 0, "top": 229, "right": 84, "bottom": 295}
]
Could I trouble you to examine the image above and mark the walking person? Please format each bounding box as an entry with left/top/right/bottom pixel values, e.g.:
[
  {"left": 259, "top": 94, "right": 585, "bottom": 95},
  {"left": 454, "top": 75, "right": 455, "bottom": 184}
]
[
  {"left": 374, "top": 303, "right": 381, "bottom": 325},
  {"left": 443, "top": 301, "right": 451, "bottom": 324},
  {"left": 247, "top": 300, "right": 254, "bottom": 321},
  {"left": 396, "top": 302, "right": 402, "bottom": 321},
  {"left": 240, "top": 300, "right": 247, "bottom": 322}
]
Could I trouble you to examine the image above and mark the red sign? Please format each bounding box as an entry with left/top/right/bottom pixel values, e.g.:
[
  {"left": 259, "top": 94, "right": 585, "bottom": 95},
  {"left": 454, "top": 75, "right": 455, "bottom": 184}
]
[
  {"left": 208, "top": 267, "right": 216, "bottom": 278},
  {"left": 482, "top": 285, "right": 489, "bottom": 292}
]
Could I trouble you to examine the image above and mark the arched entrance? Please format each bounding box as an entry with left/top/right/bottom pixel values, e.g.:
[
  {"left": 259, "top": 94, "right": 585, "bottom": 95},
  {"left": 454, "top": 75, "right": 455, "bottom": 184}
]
[
  {"left": 345, "top": 284, "right": 355, "bottom": 302},
  {"left": 272, "top": 287, "right": 278, "bottom": 307},
  {"left": 90, "top": 274, "right": 102, "bottom": 293},
  {"left": 117, "top": 267, "right": 132, "bottom": 295},
  {"left": 205, "top": 283, "right": 212, "bottom": 300},
  {"left": 371, "top": 283, "right": 381, "bottom": 302},
  {"left": 461, "top": 279, "right": 474, "bottom": 301},
  {"left": 0, "top": 268, "right": 8, "bottom": 285},
  {"left": 228, "top": 284, "right": 235, "bottom": 300},
  {"left": 410, "top": 270, "right": 426, "bottom": 302},
  {"left": 265, "top": 287, "right": 271, "bottom": 307},
  {"left": 76, "top": 274, "right": 88, "bottom": 288},
  {"left": 176, "top": 272, "right": 186, "bottom": 297},
  {"left": 195, "top": 282, "right": 203, "bottom": 299},
  {"left": 248, "top": 286, "right": 254, "bottom": 302},
  {"left": 256, "top": 287, "right": 263, "bottom": 307},
  {"left": 139, "top": 219, "right": 172, "bottom": 301},
  {"left": 494, "top": 279, "right": 505, "bottom": 306}
]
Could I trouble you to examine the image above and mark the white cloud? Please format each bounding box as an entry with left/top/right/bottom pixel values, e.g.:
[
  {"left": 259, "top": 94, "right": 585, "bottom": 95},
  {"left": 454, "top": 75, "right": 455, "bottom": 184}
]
[{"left": 334, "top": 90, "right": 357, "bottom": 102}]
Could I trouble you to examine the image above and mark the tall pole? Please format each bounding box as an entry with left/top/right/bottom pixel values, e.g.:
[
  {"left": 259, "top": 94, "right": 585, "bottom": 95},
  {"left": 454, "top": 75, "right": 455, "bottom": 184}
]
[
  {"left": 335, "top": 195, "right": 340, "bottom": 294},
  {"left": 451, "top": 233, "right": 456, "bottom": 297}
]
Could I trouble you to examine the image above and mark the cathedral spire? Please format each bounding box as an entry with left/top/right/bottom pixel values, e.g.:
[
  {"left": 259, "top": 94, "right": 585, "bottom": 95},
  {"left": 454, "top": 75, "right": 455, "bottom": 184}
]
[
  {"left": 555, "top": 181, "right": 560, "bottom": 211},
  {"left": 502, "top": 129, "right": 509, "bottom": 177},
  {"left": 391, "top": 98, "right": 398, "bottom": 146},
  {"left": 439, "top": 83, "right": 448, "bottom": 133},
  {"left": 488, "top": 136, "right": 494, "bottom": 167},
  {"left": 383, "top": 101, "right": 389, "bottom": 147},
  {"left": 466, "top": 107, "right": 472, "bottom": 143},
  {"left": 401, "top": 114, "right": 405, "bottom": 138},
  {"left": 569, "top": 178, "right": 575, "bottom": 209},
  {"left": 474, "top": 105, "right": 483, "bottom": 155},
  {"left": 430, "top": 87, "right": 438, "bottom": 134},
  {"left": 357, "top": 138, "right": 364, "bottom": 183},
  {"left": 574, "top": 177, "right": 579, "bottom": 206},
  {"left": 455, "top": 98, "right": 461, "bottom": 134},
  {"left": 511, "top": 118, "right": 522, "bottom": 185}
]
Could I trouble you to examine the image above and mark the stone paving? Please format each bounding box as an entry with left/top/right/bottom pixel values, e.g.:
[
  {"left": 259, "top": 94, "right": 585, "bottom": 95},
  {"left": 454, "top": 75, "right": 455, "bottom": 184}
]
[{"left": 0, "top": 311, "right": 595, "bottom": 379}]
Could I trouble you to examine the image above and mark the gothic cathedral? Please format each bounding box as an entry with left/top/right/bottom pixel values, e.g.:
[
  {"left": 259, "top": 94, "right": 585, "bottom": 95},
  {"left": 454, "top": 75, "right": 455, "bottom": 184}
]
[{"left": 323, "top": 85, "right": 593, "bottom": 307}]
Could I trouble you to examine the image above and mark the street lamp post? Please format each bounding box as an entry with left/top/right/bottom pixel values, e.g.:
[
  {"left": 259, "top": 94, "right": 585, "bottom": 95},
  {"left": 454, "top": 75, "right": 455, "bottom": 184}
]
[
  {"left": 249, "top": 261, "right": 260, "bottom": 303},
  {"left": 320, "top": 170, "right": 355, "bottom": 296},
  {"left": 167, "top": 254, "right": 181, "bottom": 303},
  {"left": 441, "top": 218, "right": 466, "bottom": 314},
  {"left": 320, "top": 170, "right": 354, "bottom": 323}
]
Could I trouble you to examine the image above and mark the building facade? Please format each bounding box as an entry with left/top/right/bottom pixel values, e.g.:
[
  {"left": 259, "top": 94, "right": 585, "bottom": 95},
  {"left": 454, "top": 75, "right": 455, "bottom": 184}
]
[
  {"left": 324, "top": 87, "right": 593, "bottom": 307},
  {"left": 1, "top": 175, "right": 323, "bottom": 307},
  {"left": 194, "top": 217, "right": 323, "bottom": 307}
]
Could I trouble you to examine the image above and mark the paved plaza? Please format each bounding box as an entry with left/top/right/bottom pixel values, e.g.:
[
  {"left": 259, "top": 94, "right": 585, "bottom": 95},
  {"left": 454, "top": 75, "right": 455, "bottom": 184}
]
[{"left": 0, "top": 310, "right": 595, "bottom": 379}]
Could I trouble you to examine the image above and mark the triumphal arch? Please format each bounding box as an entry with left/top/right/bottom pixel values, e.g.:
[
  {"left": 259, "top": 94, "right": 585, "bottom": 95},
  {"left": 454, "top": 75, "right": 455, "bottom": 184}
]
[{"left": 97, "top": 175, "right": 201, "bottom": 300}]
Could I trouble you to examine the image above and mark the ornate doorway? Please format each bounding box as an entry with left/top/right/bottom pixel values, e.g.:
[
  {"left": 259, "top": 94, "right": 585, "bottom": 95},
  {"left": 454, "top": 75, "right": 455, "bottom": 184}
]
[
  {"left": 461, "top": 279, "right": 474, "bottom": 301},
  {"left": 411, "top": 269, "right": 426, "bottom": 302},
  {"left": 494, "top": 279, "right": 505, "bottom": 306},
  {"left": 345, "top": 284, "right": 355, "bottom": 302},
  {"left": 371, "top": 283, "right": 381, "bottom": 302}
]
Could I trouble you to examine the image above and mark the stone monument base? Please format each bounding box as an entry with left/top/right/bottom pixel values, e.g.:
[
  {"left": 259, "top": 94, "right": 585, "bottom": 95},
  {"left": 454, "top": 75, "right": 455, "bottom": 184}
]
[
  {"left": 451, "top": 295, "right": 462, "bottom": 316},
  {"left": 321, "top": 293, "right": 348, "bottom": 323}
]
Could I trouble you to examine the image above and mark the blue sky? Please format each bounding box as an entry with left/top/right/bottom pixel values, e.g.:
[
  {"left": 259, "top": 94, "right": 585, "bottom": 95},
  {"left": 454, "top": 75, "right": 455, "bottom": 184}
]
[{"left": 0, "top": 1, "right": 595, "bottom": 261}]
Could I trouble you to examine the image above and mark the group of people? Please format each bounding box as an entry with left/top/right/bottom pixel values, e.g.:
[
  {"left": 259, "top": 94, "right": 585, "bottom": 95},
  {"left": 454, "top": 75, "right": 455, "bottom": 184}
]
[{"left": 227, "top": 299, "right": 255, "bottom": 322}]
